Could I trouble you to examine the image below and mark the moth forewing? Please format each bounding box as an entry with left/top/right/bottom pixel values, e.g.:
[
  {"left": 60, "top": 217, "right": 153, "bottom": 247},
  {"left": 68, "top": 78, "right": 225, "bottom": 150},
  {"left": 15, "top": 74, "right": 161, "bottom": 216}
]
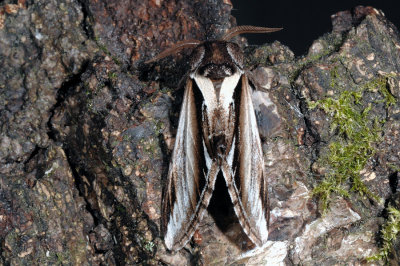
[
  {"left": 151, "top": 26, "right": 282, "bottom": 251},
  {"left": 237, "top": 75, "right": 269, "bottom": 244},
  {"left": 162, "top": 79, "right": 206, "bottom": 250},
  {"left": 162, "top": 78, "right": 221, "bottom": 251}
]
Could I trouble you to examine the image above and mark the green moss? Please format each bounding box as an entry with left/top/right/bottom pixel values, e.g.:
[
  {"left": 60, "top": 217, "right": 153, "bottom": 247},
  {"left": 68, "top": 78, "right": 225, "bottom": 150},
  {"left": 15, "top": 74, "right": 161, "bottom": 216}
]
[
  {"left": 310, "top": 91, "right": 381, "bottom": 211},
  {"left": 367, "top": 206, "right": 400, "bottom": 263},
  {"left": 363, "top": 75, "right": 397, "bottom": 107},
  {"left": 311, "top": 176, "right": 350, "bottom": 212},
  {"left": 123, "top": 134, "right": 131, "bottom": 142},
  {"left": 143, "top": 240, "right": 155, "bottom": 253},
  {"left": 309, "top": 74, "right": 397, "bottom": 213},
  {"left": 329, "top": 65, "right": 340, "bottom": 90},
  {"left": 108, "top": 71, "right": 118, "bottom": 80},
  {"left": 154, "top": 120, "right": 164, "bottom": 135},
  {"left": 55, "top": 251, "right": 70, "bottom": 265},
  {"left": 387, "top": 163, "right": 400, "bottom": 172}
]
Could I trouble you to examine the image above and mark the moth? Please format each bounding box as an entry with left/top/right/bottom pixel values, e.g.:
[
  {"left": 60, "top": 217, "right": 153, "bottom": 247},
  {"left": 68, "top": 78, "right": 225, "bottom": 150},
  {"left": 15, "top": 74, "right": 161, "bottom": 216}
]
[{"left": 146, "top": 25, "right": 282, "bottom": 251}]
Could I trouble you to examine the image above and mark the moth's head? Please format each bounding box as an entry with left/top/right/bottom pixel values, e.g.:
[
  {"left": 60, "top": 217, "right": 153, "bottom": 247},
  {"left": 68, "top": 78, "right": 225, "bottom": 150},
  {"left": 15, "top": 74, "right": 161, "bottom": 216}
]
[
  {"left": 189, "top": 41, "right": 243, "bottom": 79},
  {"left": 145, "top": 26, "right": 282, "bottom": 78}
]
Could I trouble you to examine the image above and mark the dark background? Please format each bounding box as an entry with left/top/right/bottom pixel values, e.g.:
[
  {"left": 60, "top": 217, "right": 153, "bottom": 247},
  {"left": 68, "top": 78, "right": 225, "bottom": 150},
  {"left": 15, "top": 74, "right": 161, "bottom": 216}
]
[{"left": 231, "top": 1, "right": 400, "bottom": 56}]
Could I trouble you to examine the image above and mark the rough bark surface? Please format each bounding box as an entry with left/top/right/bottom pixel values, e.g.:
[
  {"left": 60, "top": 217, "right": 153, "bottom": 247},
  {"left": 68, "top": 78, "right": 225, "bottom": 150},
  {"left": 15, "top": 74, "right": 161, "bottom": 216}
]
[{"left": 1, "top": 0, "right": 399, "bottom": 265}]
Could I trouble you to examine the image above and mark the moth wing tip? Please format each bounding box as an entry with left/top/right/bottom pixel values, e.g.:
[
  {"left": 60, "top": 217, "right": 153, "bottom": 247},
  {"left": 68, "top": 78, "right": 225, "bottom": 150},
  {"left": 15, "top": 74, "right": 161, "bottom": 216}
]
[
  {"left": 251, "top": 221, "right": 269, "bottom": 247},
  {"left": 259, "top": 221, "right": 269, "bottom": 244},
  {"left": 164, "top": 233, "right": 174, "bottom": 250},
  {"left": 261, "top": 233, "right": 269, "bottom": 246},
  {"left": 164, "top": 233, "right": 184, "bottom": 251}
]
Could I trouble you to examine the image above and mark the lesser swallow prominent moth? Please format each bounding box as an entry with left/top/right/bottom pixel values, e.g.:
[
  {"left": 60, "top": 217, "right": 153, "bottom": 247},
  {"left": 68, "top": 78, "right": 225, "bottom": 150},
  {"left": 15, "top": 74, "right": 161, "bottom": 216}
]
[{"left": 146, "top": 25, "right": 282, "bottom": 251}]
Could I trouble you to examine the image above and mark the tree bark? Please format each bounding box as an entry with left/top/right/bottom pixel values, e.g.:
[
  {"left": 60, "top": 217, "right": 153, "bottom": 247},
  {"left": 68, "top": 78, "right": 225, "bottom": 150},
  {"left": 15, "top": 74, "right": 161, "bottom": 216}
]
[{"left": 1, "top": 1, "right": 399, "bottom": 264}]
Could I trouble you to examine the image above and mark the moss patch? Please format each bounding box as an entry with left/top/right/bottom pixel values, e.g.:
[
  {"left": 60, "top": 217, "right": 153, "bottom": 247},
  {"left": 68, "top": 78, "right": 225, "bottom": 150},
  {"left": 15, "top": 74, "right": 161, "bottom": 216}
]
[
  {"left": 367, "top": 206, "right": 400, "bottom": 262},
  {"left": 309, "top": 74, "right": 396, "bottom": 213},
  {"left": 363, "top": 75, "right": 397, "bottom": 107},
  {"left": 309, "top": 92, "right": 381, "bottom": 212}
]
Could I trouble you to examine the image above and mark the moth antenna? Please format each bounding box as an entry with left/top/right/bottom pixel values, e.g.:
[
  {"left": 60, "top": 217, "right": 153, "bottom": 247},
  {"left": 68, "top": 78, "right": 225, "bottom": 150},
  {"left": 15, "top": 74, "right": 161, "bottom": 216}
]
[
  {"left": 145, "top": 40, "right": 201, "bottom": 64},
  {"left": 221, "top": 25, "right": 283, "bottom": 41}
]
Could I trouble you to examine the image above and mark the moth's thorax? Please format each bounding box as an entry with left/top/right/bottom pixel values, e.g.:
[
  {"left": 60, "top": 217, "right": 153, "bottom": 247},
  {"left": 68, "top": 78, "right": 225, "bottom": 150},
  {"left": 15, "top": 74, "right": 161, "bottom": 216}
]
[
  {"left": 192, "top": 72, "right": 241, "bottom": 160},
  {"left": 190, "top": 40, "right": 244, "bottom": 79},
  {"left": 189, "top": 40, "right": 244, "bottom": 159}
]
